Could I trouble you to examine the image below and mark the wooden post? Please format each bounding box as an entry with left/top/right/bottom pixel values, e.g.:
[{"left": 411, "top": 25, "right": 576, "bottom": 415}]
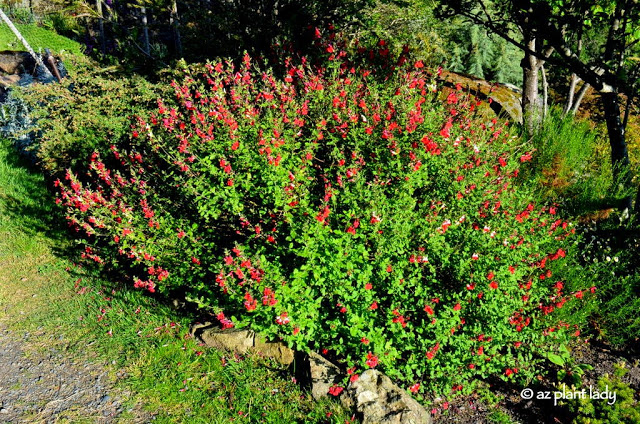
[
  {"left": 170, "top": 0, "right": 182, "bottom": 57},
  {"left": 141, "top": 6, "right": 150, "bottom": 55},
  {"left": 0, "top": 7, "right": 53, "bottom": 79},
  {"left": 96, "top": 0, "right": 106, "bottom": 54}
]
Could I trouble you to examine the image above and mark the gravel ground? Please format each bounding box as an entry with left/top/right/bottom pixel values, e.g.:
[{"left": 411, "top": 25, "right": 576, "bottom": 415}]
[{"left": 0, "top": 325, "right": 153, "bottom": 424}]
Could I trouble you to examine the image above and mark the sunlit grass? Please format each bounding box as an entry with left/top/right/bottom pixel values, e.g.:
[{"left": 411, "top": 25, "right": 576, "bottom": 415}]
[{"left": 0, "top": 23, "right": 84, "bottom": 56}]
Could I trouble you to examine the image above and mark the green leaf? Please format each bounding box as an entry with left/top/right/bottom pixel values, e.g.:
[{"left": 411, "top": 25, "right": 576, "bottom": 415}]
[
  {"left": 558, "top": 369, "right": 567, "bottom": 381},
  {"left": 547, "top": 353, "right": 566, "bottom": 367}
]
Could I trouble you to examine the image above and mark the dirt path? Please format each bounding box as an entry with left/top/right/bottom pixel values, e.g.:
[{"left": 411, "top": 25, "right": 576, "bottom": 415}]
[{"left": 0, "top": 324, "right": 153, "bottom": 424}]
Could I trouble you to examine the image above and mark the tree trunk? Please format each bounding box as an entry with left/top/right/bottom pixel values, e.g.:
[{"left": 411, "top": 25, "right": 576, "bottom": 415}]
[
  {"left": 601, "top": 91, "right": 632, "bottom": 213},
  {"left": 521, "top": 37, "right": 540, "bottom": 137},
  {"left": 601, "top": 1, "right": 633, "bottom": 216},
  {"left": 570, "top": 82, "right": 590, "bottom": 115},
  {"left": 563, "top": 74, "right": 579, "bottom": 116},
  {"left": 541, "top": 64, "right": 548, "bottom": 120}
]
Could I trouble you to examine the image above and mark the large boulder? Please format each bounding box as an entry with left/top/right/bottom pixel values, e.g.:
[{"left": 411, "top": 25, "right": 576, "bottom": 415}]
[
  {"left": 341, "top": 370, "right": 432, "bottom": 424},
  {"left": 440, "top": 69, "right": 523, "bottom": 124}
]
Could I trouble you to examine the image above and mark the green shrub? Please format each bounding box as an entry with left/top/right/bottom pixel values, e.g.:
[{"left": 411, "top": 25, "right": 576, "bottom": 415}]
[
  {"left": 50, "top": 48, "right": 596, "bottom": 396},
  {"left": 19, "top": 54, "right": 168, "bottom": 176},
  {"left": 570, "top": 223, "right": 640, "bottom": 347},
  {"left": 564, "top": 363, "right": 640, "bottom": 423},
  {"left": 41, "top": 11, "right": 84, "bottom": 38}
]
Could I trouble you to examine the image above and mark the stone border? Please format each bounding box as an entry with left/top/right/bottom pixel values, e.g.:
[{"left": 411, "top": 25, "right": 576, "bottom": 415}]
[{"left": 190, "top": 324, "right": 432, "bottom": 424}]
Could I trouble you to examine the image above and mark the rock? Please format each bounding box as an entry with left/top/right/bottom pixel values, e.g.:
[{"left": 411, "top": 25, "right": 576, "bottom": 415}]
[
  {"left": 254, "top": 335, "right": 295, "bottom": 365},
  {"left": 307, "top": 351, "right": 342, "bottom": 400},
  {"left": 439, "top": 70, "right": 523, "bottom": 124},
  {"left": 341, "top": 370, "right": 432, "bottom": 424},
  {"left": 193, "top": 326, "right": 294, "bottom": 366},
  {"left": 0, "top": 75, "right": 20, "bottom": 88},
  {"left": 0, "top": 51, "right": 33, "bottom": 75},
  {"left": 196, "top": 327, "right": 254, "bottom": 353}
]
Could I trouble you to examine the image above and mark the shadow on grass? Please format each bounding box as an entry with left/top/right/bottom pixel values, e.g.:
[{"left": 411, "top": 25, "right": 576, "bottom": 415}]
[
  {"left": 0, "top": 140, "right": 79, "bottom": 258},
  {"left": 0, "top": 143, "right": 216, "bottom": 336}
]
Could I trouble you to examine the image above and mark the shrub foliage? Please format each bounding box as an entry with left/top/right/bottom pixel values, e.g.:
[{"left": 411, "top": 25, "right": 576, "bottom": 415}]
[{"left": 51, "top": 47, "right": 594, "bottom": 396}]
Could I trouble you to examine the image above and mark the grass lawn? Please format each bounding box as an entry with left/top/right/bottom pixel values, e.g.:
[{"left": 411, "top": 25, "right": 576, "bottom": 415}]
[
  {"left": 0, "top": 22, "right": 84, "bottom": 56},
  {"left": 0, "top": 137, "right": 349, "bottom": 423}
]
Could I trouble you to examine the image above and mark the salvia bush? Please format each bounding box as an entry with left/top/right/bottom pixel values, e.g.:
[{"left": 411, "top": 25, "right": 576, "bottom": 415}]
[{"left": 52, "top": 46, "right": 595, "bottom": 396}]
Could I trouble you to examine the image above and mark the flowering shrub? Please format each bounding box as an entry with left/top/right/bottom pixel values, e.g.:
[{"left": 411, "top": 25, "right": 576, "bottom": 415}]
[{"left": 53, "top": 47, "right": 595, "bottom": 395}]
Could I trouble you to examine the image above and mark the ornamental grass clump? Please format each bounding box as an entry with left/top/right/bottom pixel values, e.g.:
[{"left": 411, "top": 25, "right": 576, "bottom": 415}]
[{"left": 53, "top": 44, "right": 595, "bottom": 396}]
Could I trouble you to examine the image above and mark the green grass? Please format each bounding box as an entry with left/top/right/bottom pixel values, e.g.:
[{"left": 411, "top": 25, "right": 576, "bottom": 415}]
[
  {"left": 0, "top": 137, "right": 349, "bottom": 423},
  {"left": 518, "top": 108, "right": 625, "bottom": 215},
  {"left": 0, "top": 23, "right": 84, "bottom": 56}
]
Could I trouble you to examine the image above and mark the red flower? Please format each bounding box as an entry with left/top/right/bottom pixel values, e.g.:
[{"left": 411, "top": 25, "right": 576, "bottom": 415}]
[
  {"left": 439, "top": 119, "right": 453, "bottom": 139},
  {"left": 409, "top": 383, "right": 420, "bottom": 393},
  {"left": 275, "top": 312, "right": 290, "bottom": 325},
  {"left": 243, "top": 295, "right": 257, "bottom": 311},
  {"left": 520, "top": 152, "right": 533, "bottom": 162},
  {"left": 365, "top": 352, "right": 379, "bottom": 368},
  {"left": 328, "top": 385, "right": 343, "bottom": 396},
  {"left": 489, "top": 281, "right": 499, "bottom": 290}
]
